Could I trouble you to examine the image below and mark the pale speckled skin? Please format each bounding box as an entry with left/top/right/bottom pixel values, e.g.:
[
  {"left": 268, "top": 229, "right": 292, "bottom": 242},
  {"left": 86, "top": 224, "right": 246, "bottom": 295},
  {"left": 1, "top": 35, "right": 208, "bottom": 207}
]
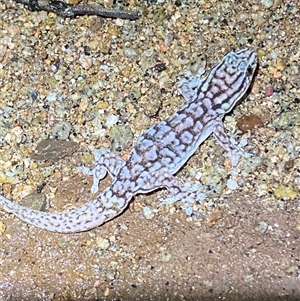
[{"left": 0, "top": 49, "right": 257, "bottom": 233}]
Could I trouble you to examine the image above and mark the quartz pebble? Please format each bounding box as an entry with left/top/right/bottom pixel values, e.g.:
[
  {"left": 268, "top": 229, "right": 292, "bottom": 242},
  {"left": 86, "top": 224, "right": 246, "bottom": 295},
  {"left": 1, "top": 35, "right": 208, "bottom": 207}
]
[
  {"left": 143, "top": 206, "right": 155, "bottom": 220},
  {"left": 257, "top": 221, "right": 268, "bottom": 233},
  {"left": 227, "top": 179, "right": 238, "bottom": 190},
  {"left": 96, "top": 237, "right": 110, "bottom": 250},
  {"left": 51, "top": 121, "right": 73, "bottom": 140},
  {"left": 261, "top": 0, "right": 274, "bottom": 8}
]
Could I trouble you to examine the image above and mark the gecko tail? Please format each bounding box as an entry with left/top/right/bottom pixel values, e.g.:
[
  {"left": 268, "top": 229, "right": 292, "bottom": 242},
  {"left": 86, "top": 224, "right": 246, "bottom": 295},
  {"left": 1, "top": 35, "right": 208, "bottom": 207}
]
[{"left": 0, "top": 194, "right": 109, "bottom": 233}]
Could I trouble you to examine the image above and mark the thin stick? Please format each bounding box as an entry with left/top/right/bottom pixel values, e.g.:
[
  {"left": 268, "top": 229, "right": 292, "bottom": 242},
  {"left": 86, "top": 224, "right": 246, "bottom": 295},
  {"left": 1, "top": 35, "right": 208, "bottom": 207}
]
[{"left": 14, "top": 0, "right": 139, "bottom": 20}]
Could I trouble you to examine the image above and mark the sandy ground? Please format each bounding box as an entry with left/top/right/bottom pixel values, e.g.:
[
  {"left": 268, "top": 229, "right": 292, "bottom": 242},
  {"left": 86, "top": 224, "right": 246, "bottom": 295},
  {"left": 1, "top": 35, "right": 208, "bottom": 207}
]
[{"left": 0, "top": 0, "right": 299, "bottom": 300}]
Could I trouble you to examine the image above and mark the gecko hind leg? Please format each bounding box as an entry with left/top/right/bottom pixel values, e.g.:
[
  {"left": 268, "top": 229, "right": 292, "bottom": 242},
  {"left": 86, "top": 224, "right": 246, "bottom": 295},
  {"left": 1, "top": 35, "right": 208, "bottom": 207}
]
[
  {"left": 77, "top": 148, "right": 125, "bottom": 194},
  {"left": 135, "top": 172, "right": 199, "bottom": 216}
]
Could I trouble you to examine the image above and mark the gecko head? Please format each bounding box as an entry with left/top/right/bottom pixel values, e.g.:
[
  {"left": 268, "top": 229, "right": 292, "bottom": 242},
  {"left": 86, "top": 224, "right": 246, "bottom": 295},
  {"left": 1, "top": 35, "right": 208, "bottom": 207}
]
[
  {"left": 212, "top": 48, "right": 258, "bottom": 113},
  {"left": 225, "top": 48, "right": 258, "bottom": 80}
]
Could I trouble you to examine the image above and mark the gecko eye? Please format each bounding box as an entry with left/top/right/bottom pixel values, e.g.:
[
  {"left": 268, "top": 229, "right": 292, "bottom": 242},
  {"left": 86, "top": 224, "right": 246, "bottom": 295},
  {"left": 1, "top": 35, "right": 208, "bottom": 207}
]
[{"left": 246, "top": 65, "right": 253, "bottom": 76}]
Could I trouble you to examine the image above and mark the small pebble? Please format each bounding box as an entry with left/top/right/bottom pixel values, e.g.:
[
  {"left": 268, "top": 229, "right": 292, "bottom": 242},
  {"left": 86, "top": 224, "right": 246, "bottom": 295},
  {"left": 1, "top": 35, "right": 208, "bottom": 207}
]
[
  {"left": 257, "top": 221, "right": 268, "bottom": 233},
  {"left": 124, "top": 48, "right": 140, "bottom": 61},
  {"left": 2, "top": 106, "right": 15, "bottom": 118},
  {"left": 51, "top": 121, "right": 72, "bottom": 140},
  {"left": 109, "top": 124, "right": 134, "bottom": 153},
  {"left": 284, "top": 160, "right": 294, "bottom": 171},
  {"left": 19, "top": 192, "right": 47, "bottom": 212},
  {"left": 0, "top": 171, "right": 13, "bottom": 184},
  {"left": 30, "top": 90, "right": 39, "bottom": 101},
  {"left": 67, "top": 0, "right": 82, "bottom": 4},
  {"left": 104, "top": 287, "right": 110, "bottom": 297},
  {"left": 0, "top": 221, "right": 6, "bottom": 234},
  {"left": 96, "top": 237, "right": 110, "bottom": 250},
  {"left": 105, "top": 114, "right": 119, "bottom": 127},
  {"left": 227, "top": 179, "right": 238, "bottom": 190},
  {"left": 274, "top": 184, "right": 298, "bottom": 200},
  {"left": 265, "top": 85, "right": 274, "bottom": 97},
  {"left": 143, "top": 206, "right": 155, "bottom": 220},
  {"left": 160, "top": 251, "right": 172, "bottom": 262},
  {"left": 261, "top": 0, "right": 274, "bottom": 8},
  {"left": 236, "top": 114, "right": 264, "bottom": 133},
  {"left": 32, "top": 140, "right": 79, "bottom": 161},
  {"left": 78, "top": 54, "right": 93, "bottom": 70},
  {"left": 46, "top": 92, "right": 57, "bottom": 102},
  {"left": 154, "top": 62, "right": 167, "bottom": 72}
]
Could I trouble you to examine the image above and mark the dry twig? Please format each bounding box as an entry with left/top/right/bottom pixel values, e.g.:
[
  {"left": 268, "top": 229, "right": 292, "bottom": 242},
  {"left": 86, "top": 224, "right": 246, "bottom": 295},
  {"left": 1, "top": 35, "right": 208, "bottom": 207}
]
[{"left": 14, "top": 0, "right": 139, "bottom": 20}]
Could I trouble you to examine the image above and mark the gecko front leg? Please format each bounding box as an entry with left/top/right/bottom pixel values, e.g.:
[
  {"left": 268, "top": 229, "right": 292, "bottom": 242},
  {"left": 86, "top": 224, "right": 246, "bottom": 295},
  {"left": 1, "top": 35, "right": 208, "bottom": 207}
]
[
  {"left": 177, "top": 66, "right": 206, "bottom": 103},
  {"left": 212, "top": 116, "right": 252, "bottom": 166}
]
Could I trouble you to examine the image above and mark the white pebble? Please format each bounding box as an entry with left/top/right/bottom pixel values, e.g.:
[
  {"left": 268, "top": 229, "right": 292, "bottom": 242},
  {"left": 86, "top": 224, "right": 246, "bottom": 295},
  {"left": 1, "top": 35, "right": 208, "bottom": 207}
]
[
  {"left": 258, "top": 221, "right": 268, "bottom": 233},
  {"left": 105, "top": 114, "right": 119, "bottom": 127},
  {"left": 227, "top": 179, "right": 238, "bottom": 190},
  {"left": 96, "top": 237, "right": 110, "bottom": 250},
  {"left": 46, "top": 92, "right": 57, "bottom": 102},
  {"left": 261, "top": 0, "right": 274, "bottom": 8},
  {"left": 78, "top": 54, "right": 93, "bottom": 70},
  {"left": 143, "top": 206, "right": 155, "bottom": 220}
]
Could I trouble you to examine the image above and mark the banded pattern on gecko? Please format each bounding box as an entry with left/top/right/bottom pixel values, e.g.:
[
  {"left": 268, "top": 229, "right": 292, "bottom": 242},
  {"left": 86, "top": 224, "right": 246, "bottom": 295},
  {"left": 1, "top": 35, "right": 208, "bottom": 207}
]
[{"left": 0, "top": 48, "right": 257, "bottom": 233}]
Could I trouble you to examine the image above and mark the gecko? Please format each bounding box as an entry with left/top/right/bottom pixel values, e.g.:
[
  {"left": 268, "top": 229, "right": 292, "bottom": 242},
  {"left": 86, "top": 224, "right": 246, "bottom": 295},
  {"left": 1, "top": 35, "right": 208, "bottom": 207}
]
[{"left": 0, "top": 48, "right": 257, "bottom": 233}]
